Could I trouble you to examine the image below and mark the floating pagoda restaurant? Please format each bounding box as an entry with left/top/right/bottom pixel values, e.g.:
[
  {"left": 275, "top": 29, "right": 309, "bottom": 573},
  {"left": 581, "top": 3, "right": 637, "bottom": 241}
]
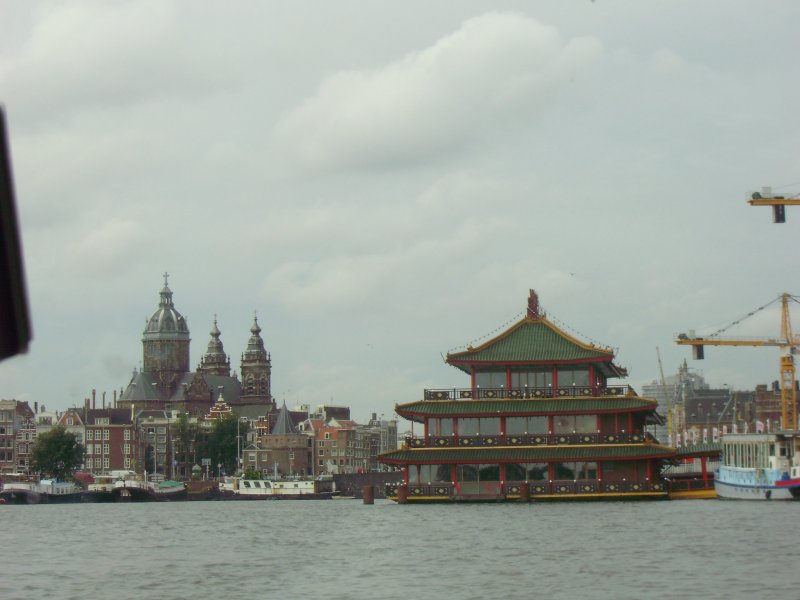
[{"left": 379, "top": 290, "right": 676, "bottom": 502}]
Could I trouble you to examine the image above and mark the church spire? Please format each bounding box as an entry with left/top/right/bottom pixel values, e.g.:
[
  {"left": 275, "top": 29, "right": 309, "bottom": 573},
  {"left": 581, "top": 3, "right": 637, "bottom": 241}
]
[
  {"left": 240, "top": 311, "right": 272, "bottom": 407},
  {"left": 198, "top": 315, "right": 231, "bottom": 376}
]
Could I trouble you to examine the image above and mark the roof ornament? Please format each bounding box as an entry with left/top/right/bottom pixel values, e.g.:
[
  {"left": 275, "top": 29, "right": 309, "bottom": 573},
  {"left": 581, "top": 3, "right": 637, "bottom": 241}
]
[{"left": 527, "top": 289, "right": 544, "bottom": 319}]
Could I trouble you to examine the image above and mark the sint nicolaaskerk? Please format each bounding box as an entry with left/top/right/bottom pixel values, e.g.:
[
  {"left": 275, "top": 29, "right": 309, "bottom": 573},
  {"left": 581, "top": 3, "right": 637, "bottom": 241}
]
[{"left": 118, "top": 274, "right": 275, "bottom": 418}]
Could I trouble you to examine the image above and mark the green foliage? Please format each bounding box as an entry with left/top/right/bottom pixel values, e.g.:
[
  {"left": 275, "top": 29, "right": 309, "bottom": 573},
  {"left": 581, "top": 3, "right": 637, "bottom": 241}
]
[
  {"left": 243, "top": 466, "right": 262, "bottom": 480},
  {"left": 172, "top": 412, "right": 200, "bottom": 479},
  {"left": 205, "top": 414, "right": 249, "bottom": 476},
  {"left": 30, "top": 426, "right": 84, "bottom": 480}
]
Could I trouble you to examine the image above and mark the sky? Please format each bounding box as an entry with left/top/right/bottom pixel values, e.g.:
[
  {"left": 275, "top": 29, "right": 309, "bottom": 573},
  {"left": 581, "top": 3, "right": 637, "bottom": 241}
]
[{"left": 1, "top": 1, "right": 800, "bottom": 423}]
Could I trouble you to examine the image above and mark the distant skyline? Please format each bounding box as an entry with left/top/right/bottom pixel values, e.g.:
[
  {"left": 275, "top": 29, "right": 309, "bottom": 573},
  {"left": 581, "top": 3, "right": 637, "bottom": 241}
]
[{"left": 2, "top": 2, "right": 800, "bottom": 422}]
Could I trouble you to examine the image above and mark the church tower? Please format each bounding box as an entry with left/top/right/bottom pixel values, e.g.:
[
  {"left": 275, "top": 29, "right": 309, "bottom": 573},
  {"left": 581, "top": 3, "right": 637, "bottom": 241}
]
[
  {"left": 198, "top": 316, "right": 231, "bottom": 377},
  {"left": 240, "top": 314, "right": 273, "bottom": 407},
  {"left": 142, "top": 273, "right": 191, "bottom": 393}
]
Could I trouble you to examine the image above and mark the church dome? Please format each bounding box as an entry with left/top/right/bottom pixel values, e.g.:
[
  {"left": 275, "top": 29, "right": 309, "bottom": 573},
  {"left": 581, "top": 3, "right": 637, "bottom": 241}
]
[{"left": 143, "top": 274, "right": 190, "bottom": 340}]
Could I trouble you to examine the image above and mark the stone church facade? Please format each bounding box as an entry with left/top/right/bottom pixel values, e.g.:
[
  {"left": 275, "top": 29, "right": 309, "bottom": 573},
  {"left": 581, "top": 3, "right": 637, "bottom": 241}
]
[{"left": 118, "top": 275, "right": 275, "bottom": 417}]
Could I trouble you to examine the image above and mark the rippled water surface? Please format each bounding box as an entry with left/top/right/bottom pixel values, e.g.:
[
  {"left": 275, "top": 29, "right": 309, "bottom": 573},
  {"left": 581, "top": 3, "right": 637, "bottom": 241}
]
[{"left": 2, "top": 499, "right": 797, "bottom": 600}]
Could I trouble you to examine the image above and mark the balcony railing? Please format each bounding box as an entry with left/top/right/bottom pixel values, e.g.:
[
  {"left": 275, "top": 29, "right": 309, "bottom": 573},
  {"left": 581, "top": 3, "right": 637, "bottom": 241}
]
[
  {"left": 424, "top": 385, "right": 634, "bottom": 401},
  {"left": 385, "top": 480, "right": 665, "bottom": 499},
  {"left": 406, "top": 432, "right": 646, "bottom": 448}
]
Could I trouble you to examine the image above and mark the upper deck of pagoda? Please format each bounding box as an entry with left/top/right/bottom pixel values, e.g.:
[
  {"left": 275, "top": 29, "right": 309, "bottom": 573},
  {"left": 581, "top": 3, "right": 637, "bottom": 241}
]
[
  {"left": 396, "top": 392, "right": 658, "bottom": 421},
  {"left": 445, "top": 290, "right": 626, "bottom": 379}
]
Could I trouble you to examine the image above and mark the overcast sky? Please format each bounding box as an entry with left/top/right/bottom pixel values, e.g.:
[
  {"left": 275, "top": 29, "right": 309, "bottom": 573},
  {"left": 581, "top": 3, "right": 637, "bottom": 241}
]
[{"left": 2, "top": 1, "right": 800, "bottom": 423}]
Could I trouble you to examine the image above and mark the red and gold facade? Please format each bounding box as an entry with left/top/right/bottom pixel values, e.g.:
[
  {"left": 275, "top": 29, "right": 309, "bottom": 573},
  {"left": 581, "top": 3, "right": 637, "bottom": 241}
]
[{"left": 378, "top": 290, "right": 674, "bottom": 502}]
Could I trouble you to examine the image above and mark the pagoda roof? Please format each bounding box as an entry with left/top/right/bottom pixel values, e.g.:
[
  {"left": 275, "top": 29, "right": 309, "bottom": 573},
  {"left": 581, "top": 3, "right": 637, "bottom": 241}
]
[
  {"left": 396, "top": 397, "right": 658, "bottom": 421},
  {"left": 447, "top": 315, "right": 625, "bottom": 377},
  {"left": 378, "top": 443, "right": 675, "bottom": 465}
]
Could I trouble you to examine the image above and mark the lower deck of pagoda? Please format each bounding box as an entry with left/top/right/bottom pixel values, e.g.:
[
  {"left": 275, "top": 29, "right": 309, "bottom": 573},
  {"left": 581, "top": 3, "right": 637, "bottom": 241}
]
[{"left": 381, "top": 445, "right": 674, "bottom": 502}]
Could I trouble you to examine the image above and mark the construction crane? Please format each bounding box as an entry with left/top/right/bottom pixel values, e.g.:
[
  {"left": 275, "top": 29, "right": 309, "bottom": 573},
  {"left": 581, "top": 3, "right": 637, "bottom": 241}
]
[
  {"left": 656, "top": 347, "right": 674, "bottom": 436},
  {"left": 748, "top": 186, "right": 800, "bottom": 223},
  {"left": 675, "top": 293, "right": 799, "bottom": 431}
]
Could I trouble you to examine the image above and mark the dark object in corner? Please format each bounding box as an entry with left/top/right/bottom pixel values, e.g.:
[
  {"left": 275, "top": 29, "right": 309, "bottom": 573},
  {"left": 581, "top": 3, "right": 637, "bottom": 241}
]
[{"left": 0, "top": 105, "right": 32, "bottom": 360}]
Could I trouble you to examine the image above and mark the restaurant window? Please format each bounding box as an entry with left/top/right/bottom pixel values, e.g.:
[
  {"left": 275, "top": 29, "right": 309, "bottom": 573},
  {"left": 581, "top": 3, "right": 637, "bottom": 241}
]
[
  {"left": 429, "top": 418, "right": 453, "bottom": 436},
  {"left": 505, "top": 463, "right": 526, "bottom": 480},
  {"left": 557, "top": 367, "right": 590, "bottom": 387},
  {"left": 510, "top": 367, "right": 553, "bottom": 389},
  {"left": 418, "top": 464, "right": 451, "bottom": 483},
  {"left": 474, "top": 369, "right": 506, "bottom": 389},
  {"left": 554, "top": 415, "right": 596, "bottom": 434},
  {"left": 458, "top": 418, "right": 480, "bottom": 436},
  {"left": 553, "top": 462, "right": 576, "bottom": 480},
  {"left": 574, "top": 461, "right": 597, "bottom": 480},
  {"left": 527, "top": 463, "right": 549, "bottom": 481}
]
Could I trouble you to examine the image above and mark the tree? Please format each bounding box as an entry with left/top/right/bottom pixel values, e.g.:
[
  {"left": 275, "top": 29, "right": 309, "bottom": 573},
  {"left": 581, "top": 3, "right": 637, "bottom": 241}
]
[
  {"left": 30, "top": 426, "right": 84, "bottom": 481},
  {"left": 205, "top": 413, "right": 249, "bottom": 475},
  {"left": 243, "top": 466, "right": 261, "bottom": 480},
  {"left": 172, "top": 412, "right": 200, "bottom": 480}
]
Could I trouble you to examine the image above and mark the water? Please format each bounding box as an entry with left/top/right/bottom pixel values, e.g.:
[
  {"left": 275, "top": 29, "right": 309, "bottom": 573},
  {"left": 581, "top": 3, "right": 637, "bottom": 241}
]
[{"left": 1, "top": 499, "right": 796, "bottom": 600}]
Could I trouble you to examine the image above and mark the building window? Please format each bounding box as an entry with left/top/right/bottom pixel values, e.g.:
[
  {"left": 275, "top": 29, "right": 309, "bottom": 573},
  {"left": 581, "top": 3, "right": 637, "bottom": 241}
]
[
  {"left": 87, "top": 430, "right": 94, "bottom": 441},
  {"left": 124, "top": 444, "right": 130, "bottom": 455},
  {"left": 318, "top": 449, "right": 324, "bottom": 456},
  {"left": 124, "top": 458, "right": 131, "bottom": 468},
  {"left": 67, "top": 417, "right": 74, "bottom": 426},
  {"left": 103, "top": 430, "right": 110, "bottom": 440},
  {"left": 103, "top": 458, "right": 109, "bottom": 469},
  {"left": 124, "top": 430, "right": 130, "bottom": 440},
  {"left": 289, "top": 452, "right": 294, "bottom": 459},
  {"left": 103, "top": 444, "right": 110, "bottom": 454},
  {"left": 324, "top": 432, "right": 330, "bottom": 439},
  {"left": 86, "top": 444, "right": 93, "bottom": 455}
]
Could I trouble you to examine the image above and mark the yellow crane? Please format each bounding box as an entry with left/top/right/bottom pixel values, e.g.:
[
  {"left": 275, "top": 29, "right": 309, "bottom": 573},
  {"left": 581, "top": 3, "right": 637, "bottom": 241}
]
[
  {"left": 676, "top": 293, "right": 799, "bottom": 431},
  {"left": 748, "top": 186, "right": 800, "bottom": 223},
  {"left": 656, "top": 346, "right": 675, "bottom": 436}
]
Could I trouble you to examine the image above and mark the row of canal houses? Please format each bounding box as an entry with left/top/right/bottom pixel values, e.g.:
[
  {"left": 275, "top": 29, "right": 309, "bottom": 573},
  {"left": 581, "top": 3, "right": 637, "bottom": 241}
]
[
  {"left": 378, "top": 291, "right": 716, "bottom": 501},
  {"left": 0, "top": 394, "right": 398, "bottom": 479}
]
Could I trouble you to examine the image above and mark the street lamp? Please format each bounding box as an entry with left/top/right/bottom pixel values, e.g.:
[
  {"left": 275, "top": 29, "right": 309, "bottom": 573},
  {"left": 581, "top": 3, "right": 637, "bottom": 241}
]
[{"left": 237, "top": 416, "right": 248, "bottom": 474}]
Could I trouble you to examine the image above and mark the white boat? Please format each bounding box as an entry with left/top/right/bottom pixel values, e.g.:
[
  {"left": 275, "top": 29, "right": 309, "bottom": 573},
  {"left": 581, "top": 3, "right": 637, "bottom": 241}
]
[
  {"left": 0, "top": 479, "right": 84, "bottom": 504},
  {"left": 715, "top": 432, "right": 800, "bottom": 500},
  {"left": 223, "top": 476, "right": 336, "bottom": 499}
]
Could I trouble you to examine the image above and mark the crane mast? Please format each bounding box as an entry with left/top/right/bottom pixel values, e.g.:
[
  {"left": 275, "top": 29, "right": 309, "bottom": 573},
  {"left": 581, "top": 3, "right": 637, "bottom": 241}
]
[{"left": 656, "top": 347, "right": 675, "bottom": 436}]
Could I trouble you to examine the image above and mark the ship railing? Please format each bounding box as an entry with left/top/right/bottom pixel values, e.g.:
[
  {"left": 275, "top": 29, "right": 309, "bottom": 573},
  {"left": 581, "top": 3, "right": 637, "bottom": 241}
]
[
  {"left": 407, "top": 432, "right": 646, "bottom": 448},
  {"left": 385, "top": 480, "right": 666, "bottom": 499},
  {"left": 424, "top": 385, "right": 634, "bottom": 401},
  {"left": 664, "top": 461, "right": 721, "bottom": 475}
]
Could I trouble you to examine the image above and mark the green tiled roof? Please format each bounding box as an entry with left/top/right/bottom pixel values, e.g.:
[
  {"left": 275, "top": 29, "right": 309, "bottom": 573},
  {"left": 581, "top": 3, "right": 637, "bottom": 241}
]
[
  {"left": 378, "top": 444, "right": 676, "bottom": 464},
  {"left": 396, "top": 397, "right": 658, "bottom": 418},
  {"left": 447, "top": 318, "right": 620, "bottom": 375}
]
